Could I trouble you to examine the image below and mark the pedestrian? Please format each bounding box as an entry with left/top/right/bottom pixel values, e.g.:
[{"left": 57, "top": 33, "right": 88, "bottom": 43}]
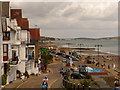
[
  {"left": 101, "top": 64, "right": 104, "bottom": 68},
  {"left": 42, "top": 80, "right": 48, "bottom": 89},
  {"left": 43, "top": 76, "right": 48, "bottom": 82},
  {"left": 103, "top": 64, "right": 106, "bottom": 68},
  {"left": 20, "top": 74, "right": 25, "bottom": 82},
  {"left": 108, "top": 65, "right": 110, "bottom": 69},
  {"left": 114, "top": 79, "right": 120, "bottom": 88}
]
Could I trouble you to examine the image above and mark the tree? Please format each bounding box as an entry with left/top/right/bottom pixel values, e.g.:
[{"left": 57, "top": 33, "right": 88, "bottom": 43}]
[{"left": 41, "top": 51, "right": 53, "bottom": 71}]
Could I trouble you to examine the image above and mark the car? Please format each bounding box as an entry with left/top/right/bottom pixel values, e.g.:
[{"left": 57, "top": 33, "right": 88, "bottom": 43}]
[
  {"left": 47, "top": 50, "right": 52, "bottom": 52},
  {"left": 72, "top": 57, "right": 79, "bottom": 61},
  {"left": 56, "top": 52, "right": 63, "bottom": 55},
  {"left": 70, "top": 73, "right": 86, "bottom": 79},
  {"left": 51, "top": 51, "right": 57, "bottom": 54},
  {"left": 65, "top": 55, "right": 71, "bottom": 59}
]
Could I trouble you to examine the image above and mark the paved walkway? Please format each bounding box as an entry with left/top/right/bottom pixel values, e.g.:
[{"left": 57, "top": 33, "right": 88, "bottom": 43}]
[{"left": 3, "top": 60, "right": 64, "bottom": 89}]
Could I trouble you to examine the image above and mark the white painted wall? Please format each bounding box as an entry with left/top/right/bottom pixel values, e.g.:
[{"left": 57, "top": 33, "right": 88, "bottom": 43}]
[
  {"left": 21, "top": 30, "right": 28, "bottom": 42},
  {"left": 20, "top": 45, "right": 26, "bottom": 60},
  {"left": 17, "top": 61, "right": 26, "bottom": 73},
  {"left": 7, "top": 66, "right": 17, "bottom": 83}
]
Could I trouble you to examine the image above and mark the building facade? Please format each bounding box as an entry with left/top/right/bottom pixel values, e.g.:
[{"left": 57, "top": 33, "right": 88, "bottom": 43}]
[{"left": 0, "top": 1, "right": 41, "bottom": 86}]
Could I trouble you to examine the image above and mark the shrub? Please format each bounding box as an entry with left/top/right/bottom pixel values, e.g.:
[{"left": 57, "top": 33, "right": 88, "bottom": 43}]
[
  {"left": 80, "top": 80, "right": 91, "bottom": 87},
  {"left": 23, "top": 71, "right": 29, "bottom": 78},
  {"left": 2, "top": 74, "right": 7, "bottom": 85},
  {"left": 86, "top": 75, "right": 92, "bottom": 79}
]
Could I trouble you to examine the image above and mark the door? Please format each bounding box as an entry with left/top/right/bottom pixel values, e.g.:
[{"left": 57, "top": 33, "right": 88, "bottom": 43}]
[{"left": 3, "top": 44, "right": 8, "bottom": 61}]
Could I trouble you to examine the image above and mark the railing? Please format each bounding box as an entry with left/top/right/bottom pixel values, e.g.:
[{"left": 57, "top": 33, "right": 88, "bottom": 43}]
[
  {"left": 28, "top": 55, "right": 34, "bottom": 60},
  {"left": 3, "top": 36, "right": 10, "bottom": 40},
  {"left": 9, "top": 56, "right": 19, "bottom": 65},
  {"left": 63, "top": 79, "right": 98, "bottom": 90}
]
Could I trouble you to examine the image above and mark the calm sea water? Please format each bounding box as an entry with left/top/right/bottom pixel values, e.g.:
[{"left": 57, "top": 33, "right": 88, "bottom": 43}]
[{"left": 53, "top": 39, "right": 118, "bottom": 55}]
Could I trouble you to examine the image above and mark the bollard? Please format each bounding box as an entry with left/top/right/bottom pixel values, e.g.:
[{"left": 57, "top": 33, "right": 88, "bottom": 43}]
[
  {"left": 65, "top": 80, "right": 66, "bottom": 88},
  {"left": 83, "top": 85, "right": 84, "bottom": 90},
  {"left": 66, "top": 81, "right": 69, "bottom": 88},
  {"left": 63, "top": 79, "right": 64, "bottom": 86},
  {"left": 78, "top": 84, "right": 80, "bottom": 90},
  {"left": 71, "top": 82, "right": 73, "bottom": 88},
  {"left": 73, "top": 83, "right": 75, "bottom": 90},
  {"left": 89, "top": 86, "right": 91, "bottom": 90},
  {"left": 68, "top": 81, "right": 70, "bottom": 88},
  {"left": 69, "top": 82, "right": 72, "bottom": 88},
  {"left": 66, "top": 80, "right": 67, "bottom": 88}
]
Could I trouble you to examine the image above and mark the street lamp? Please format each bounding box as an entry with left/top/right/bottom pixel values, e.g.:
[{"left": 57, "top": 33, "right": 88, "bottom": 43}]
[
  {"left": 78, "top": 44, "right": 84, "bottom": 56},
  {"left": 95, "top": 44, "right": 102, "bottom": 62}
]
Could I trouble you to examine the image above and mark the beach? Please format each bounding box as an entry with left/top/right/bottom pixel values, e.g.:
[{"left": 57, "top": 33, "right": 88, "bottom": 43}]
[{"left": 48, "top": 41, "right": 119, "bottom": 78}]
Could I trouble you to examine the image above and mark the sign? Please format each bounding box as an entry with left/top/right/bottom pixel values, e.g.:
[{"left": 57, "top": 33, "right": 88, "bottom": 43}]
[
  {"left": 41, "top": 48, "right": 46, "bottom": 51},
  {"left": 92, "top": 69, "right": 101, "bottom": 73},
  {"left": 86, "top": 66, "right": 101, "bottom": 73}
]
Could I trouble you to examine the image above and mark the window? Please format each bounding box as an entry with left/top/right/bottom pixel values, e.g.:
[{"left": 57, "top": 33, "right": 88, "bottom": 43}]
[
  {"left": 17, "top": 32, "right": 19, "bottom": 40},
  {"left": 3, "top": 44, "right": 8, "bottom": 61},
  {"left": 3, "top": 32, "right": 10, "bottom": 40}
]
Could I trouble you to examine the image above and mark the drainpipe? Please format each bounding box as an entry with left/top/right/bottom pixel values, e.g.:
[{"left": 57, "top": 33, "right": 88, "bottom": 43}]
[{"left": 0, "top": 1, "right": 2, "bottom": 88}]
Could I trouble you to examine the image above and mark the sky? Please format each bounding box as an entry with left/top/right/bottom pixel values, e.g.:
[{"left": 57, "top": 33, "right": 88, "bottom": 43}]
[{"left": 10, "top": 2, "right": 118, "bottom": 38}]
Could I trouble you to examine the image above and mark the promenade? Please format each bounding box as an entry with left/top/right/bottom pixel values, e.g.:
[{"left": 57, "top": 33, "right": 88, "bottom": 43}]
[
  {"left": 3, "top": 60, "right": 64, "bottom": 89},
  {"left": 2, "top": 51, "right": 119, "bottom": 89}
]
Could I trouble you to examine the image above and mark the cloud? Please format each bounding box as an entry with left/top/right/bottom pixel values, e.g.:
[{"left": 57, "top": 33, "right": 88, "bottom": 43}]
[{"left": 10, "top": 2, "right": 118, "bottom": 38}]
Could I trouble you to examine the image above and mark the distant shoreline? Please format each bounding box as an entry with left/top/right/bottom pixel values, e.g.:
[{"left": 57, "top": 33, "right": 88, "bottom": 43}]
[{"left": 49, "top": 43, "right": 118, "bottom": 56}]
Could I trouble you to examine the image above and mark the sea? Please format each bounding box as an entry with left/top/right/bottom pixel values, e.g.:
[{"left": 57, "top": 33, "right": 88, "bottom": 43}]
[{"left": 53, "top": 39, "right": 119, "bottom": 55}]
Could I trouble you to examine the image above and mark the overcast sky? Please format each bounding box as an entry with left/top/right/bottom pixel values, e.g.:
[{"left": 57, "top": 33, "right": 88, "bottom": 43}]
[{"left": 10, "top": 2, "right": 118, "bottom": 38}]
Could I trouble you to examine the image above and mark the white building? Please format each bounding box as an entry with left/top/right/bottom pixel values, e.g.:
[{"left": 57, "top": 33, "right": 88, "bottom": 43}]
[{"left": 0, "top": 2, "right": 39, "bottom": 86}]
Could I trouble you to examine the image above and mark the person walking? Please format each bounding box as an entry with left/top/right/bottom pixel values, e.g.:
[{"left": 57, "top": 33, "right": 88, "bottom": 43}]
[
  {"left": 42, "top": 80, "right": 48, "bottom": 89},
  {"left": 43, "top": 76, "right": 48, "bottom": 82},
  {"left": 20, "top": 74, "right": 25, "bottom": 82},
  {"left": 114, "top": 79, "right": 120, "bottom": 88}
]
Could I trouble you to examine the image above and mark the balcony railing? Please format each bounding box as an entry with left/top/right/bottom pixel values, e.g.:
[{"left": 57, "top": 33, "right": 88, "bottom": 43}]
[
  {"left": 3, "top": 36, "right": 10, "bottom": 41},
  {"left": 3, "top": 32, "right": 10, "bottom": 41},
  {"left": 28, "top": 55, "right": 34, "bottom": 60},
  {"left": 9, "top": 56, "right": 19, "bottom": 65}
]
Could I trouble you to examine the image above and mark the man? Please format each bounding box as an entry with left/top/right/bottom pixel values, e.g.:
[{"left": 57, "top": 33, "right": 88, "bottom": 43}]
[
  {"left": 43, "top": 76, "right": 48, "bottom": 82},
  {"left": 114, "top": 79, "right": 120, "bottom": 88}
]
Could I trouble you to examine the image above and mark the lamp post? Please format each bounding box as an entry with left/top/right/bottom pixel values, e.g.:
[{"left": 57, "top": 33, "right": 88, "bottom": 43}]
[
  {"left": 78, "top": 44, "right": 84, "bottom": 56},
  {"left": 95, "top": 45, "right": 102, "bottom": 62}
]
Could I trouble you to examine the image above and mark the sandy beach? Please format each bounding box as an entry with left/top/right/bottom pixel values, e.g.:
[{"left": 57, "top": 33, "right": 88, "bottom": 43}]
[{"left": 49, "top": 42, "right": 119, "bottom": 77}]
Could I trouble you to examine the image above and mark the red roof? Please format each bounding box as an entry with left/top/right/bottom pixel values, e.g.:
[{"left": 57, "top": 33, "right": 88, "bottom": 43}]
[
  {"left": 29, "top": 28, "right": 40, "bottom": 40},
  {"left": 21, "top": 18, "right": 29, "bottom": 30},
  {"left": 10, "top": 9, "right": 22, "bottom": 19},
  {"left": 10, "top": 9, "right": 22, "bottom": 27}
]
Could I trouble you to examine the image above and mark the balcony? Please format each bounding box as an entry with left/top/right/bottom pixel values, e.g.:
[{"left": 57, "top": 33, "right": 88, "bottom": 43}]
[
  {"left": 28, "top": 55, "right": 34, "bottom": 60},
  {"left": 9, "top": 56, "right": 19, "bottom": 65},
  {"left": 3, "top": 32, "right": 10, "bottom": 41}
]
